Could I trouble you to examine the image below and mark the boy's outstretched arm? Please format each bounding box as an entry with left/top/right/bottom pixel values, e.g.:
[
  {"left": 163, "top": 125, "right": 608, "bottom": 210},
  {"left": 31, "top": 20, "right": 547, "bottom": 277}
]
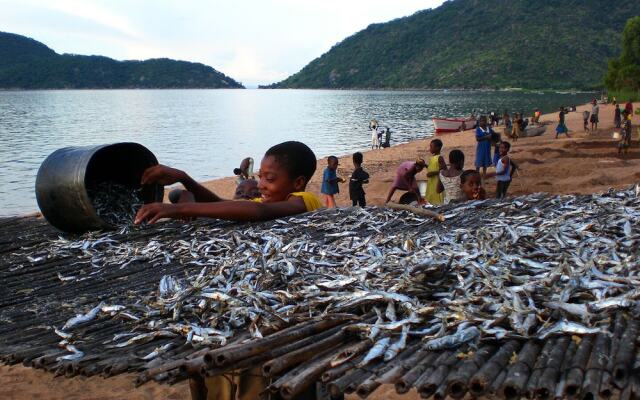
[
  {"left": 141, "top": 165, "right": 223, "bottom": 202},
  {"left": 135, "top": 197, "right": 307, "bottom": 224}
]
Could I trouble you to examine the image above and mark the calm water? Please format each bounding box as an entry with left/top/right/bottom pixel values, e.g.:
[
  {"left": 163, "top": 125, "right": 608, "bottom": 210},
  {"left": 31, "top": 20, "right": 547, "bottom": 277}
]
[{"left": 0, "top": 89, "right": 594, "bottom": 216}]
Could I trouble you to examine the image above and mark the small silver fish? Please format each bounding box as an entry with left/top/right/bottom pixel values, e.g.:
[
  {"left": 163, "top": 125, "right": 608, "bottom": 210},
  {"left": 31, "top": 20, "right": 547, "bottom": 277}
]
[
  {"left": 57, "top": 272, "right": 76, "bottom": 282},
  {"left": 384, "top": 326, "right": 408, "bottom": 361},
  {"left": 140, "top": 343, "right": 174, "bottom": 360},
  {"left": 537, "top": 320, "right": 603, "bottom": 339},
  {"left": 62, "top": 303, "right": 104, "bottom": 330},
  {"left": 587, "top": 297, "right": 633, "bottom": 313},
  {"left": 424, "top": 326, "right": 480, "bottom": 350},
  {"left": 359, "top": 337, "right": 391, "bottom": 367},
  {"left": 56, "top": 344, "right": 84, "bottom": 361},
  {"left": 385, "top": 301, "right": 397, "bottom": 322},
  {"left": 54, "top": 328, "right": 73, "bottom": 339},
  {"left": 545, "top": 301, "right": 591, "bottom": 319}
]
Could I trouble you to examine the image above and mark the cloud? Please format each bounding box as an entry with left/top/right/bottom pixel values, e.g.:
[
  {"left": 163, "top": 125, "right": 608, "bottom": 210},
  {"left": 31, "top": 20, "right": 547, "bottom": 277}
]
[
  {"left": 41, "top": 0, "right": 141, "bottom": 39},
  {"left": 0, "top": 0, "right": 446, "bottom": 84}
]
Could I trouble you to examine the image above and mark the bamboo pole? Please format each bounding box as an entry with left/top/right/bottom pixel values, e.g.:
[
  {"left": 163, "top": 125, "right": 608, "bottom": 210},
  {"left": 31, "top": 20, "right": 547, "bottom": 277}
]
[
  {"left": 321, "top": 352, "right": 367, "bottom": 383},
  {"left": 582, "top": 333, "right": 610, "bottom": 400},
  {"left": 394, "top": 350, "right": 441, "bottom": 394},
  {"left": 205, "top": 315, "right": 355, "bottom": 368},
  {"left": 525, "top": 337, "right": 558, "bottom": 397},
  {"left": 198, "top": 323, "right": 350, "bottom": 379},
  {"left": 262, "top": 328, "right": 347, "bottom": 377},
  {"left": 386, "top": 202, "right": 445, "bottom": 222},
  {"left": 554, "top": 337, "right": 578, "bottom": 399},
  {"left": 535, "top": 336, "right": 570, "bottom": 400},
  {"left": 416, "top": 349, "right": 461, "bottom": 398},
  {"left": 375, "top": 346, "right": 429, "bottom": 384},
  {"left": 614, "top": 318, "right": 639, "bottom": 388},
  {"left": 500, "top": 340, "right": 542, "bottom": 400},
  {"left": 565, "top": 335, "right": 595, "bottom": 398},
  {"left": 469, "top": 339, "right": 521, "bottom": 397},
  {"left": 445, "top": 344, "right": 497, "bottom": 399},
  {"left": 277, "top": 341, "right": 360, "bottom": 399}
]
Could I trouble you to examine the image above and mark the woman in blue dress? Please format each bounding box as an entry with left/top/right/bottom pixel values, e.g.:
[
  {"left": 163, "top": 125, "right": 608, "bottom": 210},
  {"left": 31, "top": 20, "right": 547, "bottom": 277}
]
[{"left": 475, "top": 115, "right": 493, "bottom": 176}]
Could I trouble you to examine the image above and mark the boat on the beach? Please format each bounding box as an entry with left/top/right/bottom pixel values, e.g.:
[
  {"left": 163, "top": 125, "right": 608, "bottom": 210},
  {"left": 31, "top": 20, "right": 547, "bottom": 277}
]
[
  {"left": 433, "top": 117, "right": 476, "bottom": 134},
  {"left": 520, "top": 124, "right": 547, "bottom": 138}
]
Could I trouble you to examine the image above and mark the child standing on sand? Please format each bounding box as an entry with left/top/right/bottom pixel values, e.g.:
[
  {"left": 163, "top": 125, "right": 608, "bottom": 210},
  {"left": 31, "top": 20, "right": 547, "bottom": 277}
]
[
  {"left": 475, "top": 116, "right": 493, "bottom": 176},
  {"left": 583, "top": 110, "right": 590, "bottom": 132},
  {"left": 590, "top": 99, "right": 600, "bottom": 131},
  {"left": 135, "top": 141, "right": 322, "bottom": 224},
  {"left": 321, "top": 156, "right": 343, "bottom": 208},
  {"left": 512, "top": 113, "right": 522, "bottom": 140},
  {"left": 349, "top": 152, "right": 369, "bottom": 207},
  {"left": 614, "top": 104, "right": 622, "bottom": 129},
  {"left": 556, "top": 107, "right": 570, "bottom": 138},
  {"left": 619, "top": 110, "right": 632, "bottom": 155},
  {"left": 437, "top": 149, "right": 464, "bottom": 204},
  {"left": 494, "top": 141, "right": 512, "bottom": 199},
  {"left": 459, "top": 170, "right": 486, "bottom": 201},
  {"left": 425, "top": 139, "right": 446, "bottom": 205}
]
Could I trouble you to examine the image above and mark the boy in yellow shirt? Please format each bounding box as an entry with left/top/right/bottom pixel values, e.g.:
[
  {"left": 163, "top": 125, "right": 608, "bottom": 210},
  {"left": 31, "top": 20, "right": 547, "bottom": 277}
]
[{"left": 135, "top": 141, "right": 321, "bottom": 224}]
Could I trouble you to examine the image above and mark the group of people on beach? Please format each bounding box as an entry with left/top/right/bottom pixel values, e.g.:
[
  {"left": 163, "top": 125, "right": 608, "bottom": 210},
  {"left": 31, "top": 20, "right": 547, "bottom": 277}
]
[
  {"left": 369, "top": 119, "right": 391, "bottom": 149},
  {"left": 383, "top": 114, "right": 514, "bottom": 208},
  {"left": 578, "top": 98, "right": 635, "bottom": 154},
  {"left": 134, "top": 113, "right": 522, "bottom": 227},
  {"left": 134, "top": 98, "right": 636, "bottom": 226}
]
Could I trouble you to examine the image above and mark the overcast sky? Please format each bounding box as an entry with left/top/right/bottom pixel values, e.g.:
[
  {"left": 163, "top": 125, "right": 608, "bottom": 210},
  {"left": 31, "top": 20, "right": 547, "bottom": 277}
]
[{"left": 0, "top": 0, "right": 445, "bottom": 87}]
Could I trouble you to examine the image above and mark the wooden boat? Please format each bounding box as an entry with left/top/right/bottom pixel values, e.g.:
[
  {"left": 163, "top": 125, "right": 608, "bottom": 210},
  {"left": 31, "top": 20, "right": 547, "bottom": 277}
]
[
  {"left": 433, "top": 117, "right": 476, "bottom": 135},
  {"left": 519, "top": 124, "right": 547, "bottom": 138}
]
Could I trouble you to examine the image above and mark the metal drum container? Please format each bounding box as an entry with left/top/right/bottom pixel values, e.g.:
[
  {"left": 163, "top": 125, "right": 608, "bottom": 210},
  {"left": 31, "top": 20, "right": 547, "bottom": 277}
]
[{"left": 35, "top": 142, "right": 164, "bottom": 232}]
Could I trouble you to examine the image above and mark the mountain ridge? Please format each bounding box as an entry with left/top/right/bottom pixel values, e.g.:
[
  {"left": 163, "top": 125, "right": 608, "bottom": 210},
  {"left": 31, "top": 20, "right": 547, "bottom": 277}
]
[
  {"left": 0, "top": 32, "right": 244, "bottom": 89},
  {"left": 264, "top": 0, "right": 640, "bottom": 90}
]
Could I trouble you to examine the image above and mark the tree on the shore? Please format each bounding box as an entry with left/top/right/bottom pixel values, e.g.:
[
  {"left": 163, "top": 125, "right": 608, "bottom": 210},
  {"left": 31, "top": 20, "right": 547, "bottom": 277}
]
[{"left": 605, "top": 16, "right": 640, "bottom": 93}]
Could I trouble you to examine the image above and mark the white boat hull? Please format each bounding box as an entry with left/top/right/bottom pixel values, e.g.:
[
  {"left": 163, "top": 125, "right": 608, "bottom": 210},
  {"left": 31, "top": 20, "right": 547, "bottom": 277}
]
[{"left": 433, "top": 118, "right": 476, "bottom": 134}]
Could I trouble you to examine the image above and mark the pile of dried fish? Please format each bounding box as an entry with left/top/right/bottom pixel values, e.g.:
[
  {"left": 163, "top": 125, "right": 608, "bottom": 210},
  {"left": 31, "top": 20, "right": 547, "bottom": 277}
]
[
  {"left": 1, "top": 186, "right": 640, "bottom": 399},
  {"left": 87, "top": 181, "right": 142, "bottom": 226}
]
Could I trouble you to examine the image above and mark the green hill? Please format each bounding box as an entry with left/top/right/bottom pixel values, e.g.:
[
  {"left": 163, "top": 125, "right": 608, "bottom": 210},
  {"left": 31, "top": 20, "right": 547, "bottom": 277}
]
[
  {"left": 0, "top": 32, "right": 244, "bottom": 89},
  {"left": 265, "top": 0, "right": 640, "bottom": 90}
]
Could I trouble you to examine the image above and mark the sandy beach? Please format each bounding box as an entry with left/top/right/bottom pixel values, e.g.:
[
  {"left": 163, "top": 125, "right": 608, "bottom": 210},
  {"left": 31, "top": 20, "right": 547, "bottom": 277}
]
[{"left": 1, "top": 101, "right": 639, "bottom": 400}]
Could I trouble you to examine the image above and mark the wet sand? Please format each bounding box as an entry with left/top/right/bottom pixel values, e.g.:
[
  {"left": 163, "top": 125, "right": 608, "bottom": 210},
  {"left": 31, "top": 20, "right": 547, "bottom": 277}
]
[{"left": 1, "top": 102, "right": 638, "bottom": 400}]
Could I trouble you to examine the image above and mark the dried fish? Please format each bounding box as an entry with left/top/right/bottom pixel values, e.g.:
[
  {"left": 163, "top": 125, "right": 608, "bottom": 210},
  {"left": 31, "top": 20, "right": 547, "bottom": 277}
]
[
  {"left": 6, "top": 185, "right": 640, "bottom": 391},
  {"left": 61, "top": 303, "right": 104, "bottom": 330},
  {"left": 56, "top": 344, "right": 84, "bottom": 361},
  {"left": 423, "top": 326, "right": 480, "bottom": 350},
  {"left": 87, "top": 181, "right": 143, "bottom": 226},
  {"left": 359, "top": 337, "right": 391, "bottom": 367}
]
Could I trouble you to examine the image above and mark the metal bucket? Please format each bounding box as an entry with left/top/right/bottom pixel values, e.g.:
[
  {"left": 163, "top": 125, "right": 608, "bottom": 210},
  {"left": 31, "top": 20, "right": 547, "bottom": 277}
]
[{"left": 35, "top": 142, "right": 164, "bottom": 233}]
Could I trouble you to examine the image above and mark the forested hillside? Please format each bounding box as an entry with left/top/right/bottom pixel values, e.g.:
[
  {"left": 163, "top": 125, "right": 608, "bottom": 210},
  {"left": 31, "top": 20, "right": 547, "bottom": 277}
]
[
  {"left": 0, "top": 32, "right": 244, "bottom": 89},
  {"left": 266, "top": 0, "right": 640, "bottom": 90}
]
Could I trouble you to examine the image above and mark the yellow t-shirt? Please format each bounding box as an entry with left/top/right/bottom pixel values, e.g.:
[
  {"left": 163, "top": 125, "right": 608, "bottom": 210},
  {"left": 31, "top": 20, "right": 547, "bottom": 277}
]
[
  {"left": 251, "top": 191, "right": 322, "bottom": 212},
  {"left": 289, "top": 192, "right": 322, "bottom": 212}
]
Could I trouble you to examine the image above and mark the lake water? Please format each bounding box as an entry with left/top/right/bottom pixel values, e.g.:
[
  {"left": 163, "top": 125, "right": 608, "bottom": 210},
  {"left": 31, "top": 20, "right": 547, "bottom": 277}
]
[{"left": 0, "top": 89, "right": 595, "bottom": 216}]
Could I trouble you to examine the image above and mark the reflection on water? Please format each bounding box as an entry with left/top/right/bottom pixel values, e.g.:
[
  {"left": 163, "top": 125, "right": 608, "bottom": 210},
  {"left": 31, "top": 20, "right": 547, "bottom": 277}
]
[{"left": 0, "top": 89, "right": 594, "bottom": 216}]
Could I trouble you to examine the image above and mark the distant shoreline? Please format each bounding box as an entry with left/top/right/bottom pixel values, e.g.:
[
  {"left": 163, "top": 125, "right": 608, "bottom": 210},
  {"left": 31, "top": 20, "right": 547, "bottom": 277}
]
[
  {"left": 0, "top": 87, "right": 246, "bottom": 91},
  {"left": 0, "top": 87, "right": 597, "bottom": 91},
  {"left": 257, "top": 86, "right": 599, "bottom": 92}
]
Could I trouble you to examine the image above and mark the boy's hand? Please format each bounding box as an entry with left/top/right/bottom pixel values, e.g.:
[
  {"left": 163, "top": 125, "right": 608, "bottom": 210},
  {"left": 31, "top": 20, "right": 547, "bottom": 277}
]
[
  {"left": 141, "top": 165, "right": 186, "bottom": 186},
  {"left": 338, "top": 177, "right": 346, "bottom": 183},
  {"left": 135, "top": 203, "right": 177, "bottom": 224}
]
